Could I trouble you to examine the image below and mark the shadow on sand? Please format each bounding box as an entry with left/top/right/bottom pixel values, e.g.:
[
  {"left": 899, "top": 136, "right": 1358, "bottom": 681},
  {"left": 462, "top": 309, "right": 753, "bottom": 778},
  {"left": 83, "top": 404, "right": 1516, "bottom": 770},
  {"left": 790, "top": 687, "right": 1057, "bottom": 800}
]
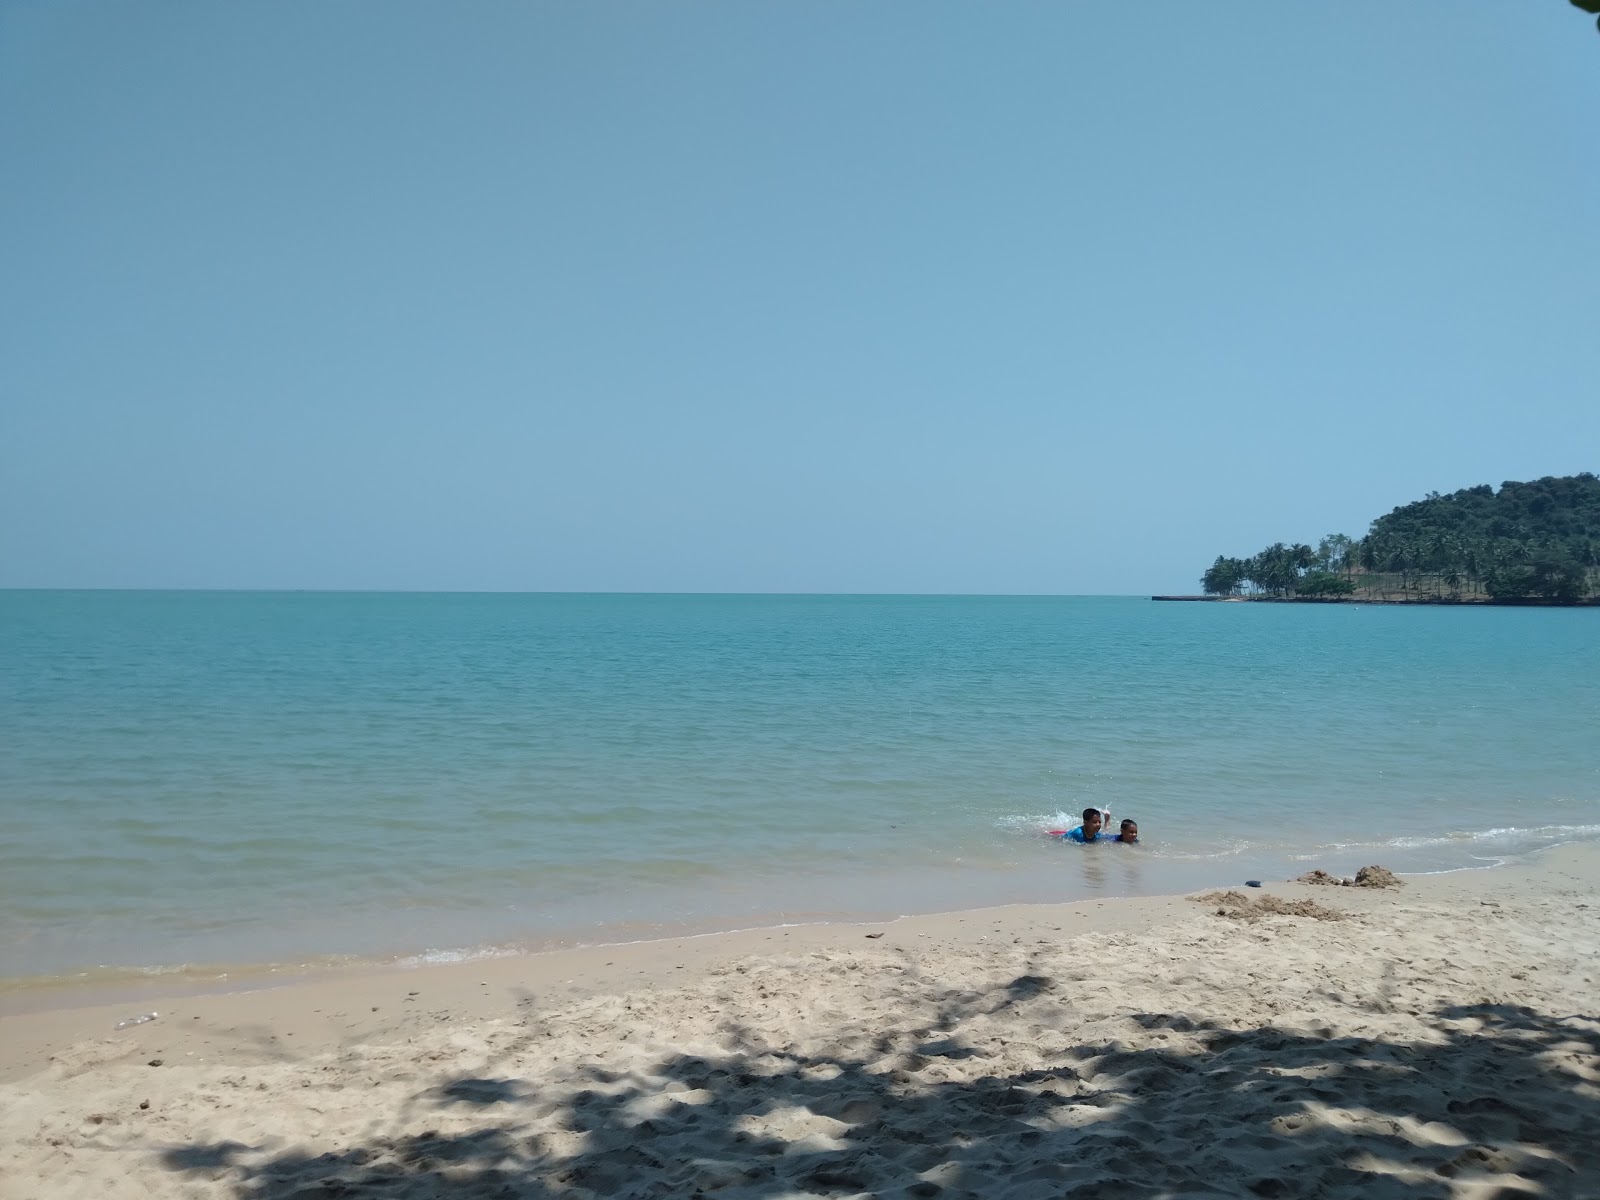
[{"left": 160, "top": 975, "right": 1598, "bottom": 1200}]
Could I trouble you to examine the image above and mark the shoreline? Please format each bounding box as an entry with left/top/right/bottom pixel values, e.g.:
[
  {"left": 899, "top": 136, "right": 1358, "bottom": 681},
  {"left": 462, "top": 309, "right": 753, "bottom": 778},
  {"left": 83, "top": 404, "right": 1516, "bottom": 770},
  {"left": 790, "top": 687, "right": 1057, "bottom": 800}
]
[
  {"left": 2, "top": 842, "right": 1588, "bottom": 1077},
  {"left": 0, "top": 842, "right": 1546, "bottom": 1025},
  {"left": 0, "top": 892, "right": 1210, "bottom": 1085},
  {"left": 12, "top": 819, "right": 1600, "bottom": 1013},
  {"left": 3, "top": 843, "right": 1595, "bottom": 1197}
]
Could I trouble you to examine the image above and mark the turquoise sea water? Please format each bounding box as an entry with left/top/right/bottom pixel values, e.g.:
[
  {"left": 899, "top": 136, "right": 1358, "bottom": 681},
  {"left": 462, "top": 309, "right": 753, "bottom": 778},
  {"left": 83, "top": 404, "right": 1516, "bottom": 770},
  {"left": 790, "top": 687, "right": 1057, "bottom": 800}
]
[{"left": 2, "top": 592, "right": 1597, "bottom": 988}]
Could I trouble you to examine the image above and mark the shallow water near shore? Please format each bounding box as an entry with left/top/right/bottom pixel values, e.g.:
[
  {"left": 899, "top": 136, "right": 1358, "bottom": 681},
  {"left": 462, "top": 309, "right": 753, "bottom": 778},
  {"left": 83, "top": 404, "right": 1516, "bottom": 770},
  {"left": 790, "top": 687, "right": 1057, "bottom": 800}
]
[{"left": 3, "top": 591, "right": 1597, "bottom": 989}]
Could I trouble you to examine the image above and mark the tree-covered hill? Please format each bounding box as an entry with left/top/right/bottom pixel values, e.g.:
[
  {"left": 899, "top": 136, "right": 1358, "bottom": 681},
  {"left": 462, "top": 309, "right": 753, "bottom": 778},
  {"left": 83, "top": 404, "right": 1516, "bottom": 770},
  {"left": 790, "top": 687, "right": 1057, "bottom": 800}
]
[{"left": 1201, "top": 474, "right": 1600, "bottom": 603}]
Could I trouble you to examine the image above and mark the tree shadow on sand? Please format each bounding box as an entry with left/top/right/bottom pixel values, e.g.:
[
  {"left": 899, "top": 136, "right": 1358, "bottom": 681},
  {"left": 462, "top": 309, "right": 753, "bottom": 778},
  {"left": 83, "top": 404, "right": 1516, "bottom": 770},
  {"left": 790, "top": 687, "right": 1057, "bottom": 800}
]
[{"left": 160, "top": 976, "right": 1599, "bottom": 1200}]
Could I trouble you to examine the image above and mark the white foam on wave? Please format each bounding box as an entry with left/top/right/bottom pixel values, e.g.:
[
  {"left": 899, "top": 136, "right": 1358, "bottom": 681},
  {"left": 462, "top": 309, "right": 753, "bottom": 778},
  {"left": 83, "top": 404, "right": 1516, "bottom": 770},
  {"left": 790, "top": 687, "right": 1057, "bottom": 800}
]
[
  {"left": 116, "top": 963, "right": 191, "bottom": 976},
  {"left": 995, "top": 811, "right": 1118, "bottom": 836}
]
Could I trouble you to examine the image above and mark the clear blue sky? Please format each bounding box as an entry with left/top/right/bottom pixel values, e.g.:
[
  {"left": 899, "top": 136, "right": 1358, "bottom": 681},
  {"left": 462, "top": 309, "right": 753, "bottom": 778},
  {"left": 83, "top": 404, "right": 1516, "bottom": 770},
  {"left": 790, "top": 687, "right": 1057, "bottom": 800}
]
[{"left": 2, "top": 3, "right": 1596, "bottom": 593}]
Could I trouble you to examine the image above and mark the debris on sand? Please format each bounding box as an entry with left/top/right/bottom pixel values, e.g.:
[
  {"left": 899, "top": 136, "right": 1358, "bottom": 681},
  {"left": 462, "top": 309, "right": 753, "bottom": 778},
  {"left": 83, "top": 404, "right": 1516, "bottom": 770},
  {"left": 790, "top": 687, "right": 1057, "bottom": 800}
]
[
  {"left": 1296, "top": 869, "right": 1344, "bottom": 886},
  {"left": 1295, "top": 865, "right": 1405, "bottom": 889}
]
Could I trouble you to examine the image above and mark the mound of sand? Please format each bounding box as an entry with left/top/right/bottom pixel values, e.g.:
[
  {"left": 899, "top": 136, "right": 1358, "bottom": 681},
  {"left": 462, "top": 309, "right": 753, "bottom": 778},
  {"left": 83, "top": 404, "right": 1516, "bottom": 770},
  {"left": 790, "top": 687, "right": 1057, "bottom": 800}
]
[
  {"left": 1353, "top": 865, "right": 1404, "bottom": 888},
  {"left": 1193, "top": 889, "right": 1348, "bottom": 922}
]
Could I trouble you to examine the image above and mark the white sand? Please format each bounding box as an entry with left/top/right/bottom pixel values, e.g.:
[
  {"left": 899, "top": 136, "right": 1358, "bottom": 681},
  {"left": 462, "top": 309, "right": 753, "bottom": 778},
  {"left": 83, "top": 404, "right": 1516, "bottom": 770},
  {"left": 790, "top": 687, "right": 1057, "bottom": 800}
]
[{"left": 2, "top": 846, "right": 1597, "bottom": 1199}]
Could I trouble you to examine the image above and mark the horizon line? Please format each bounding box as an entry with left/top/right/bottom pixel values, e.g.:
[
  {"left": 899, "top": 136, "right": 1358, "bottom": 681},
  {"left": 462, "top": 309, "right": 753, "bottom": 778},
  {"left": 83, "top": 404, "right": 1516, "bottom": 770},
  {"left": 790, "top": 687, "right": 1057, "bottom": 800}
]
[{"left": 0, "top": 587, "right": 1150, "bottom": 598}]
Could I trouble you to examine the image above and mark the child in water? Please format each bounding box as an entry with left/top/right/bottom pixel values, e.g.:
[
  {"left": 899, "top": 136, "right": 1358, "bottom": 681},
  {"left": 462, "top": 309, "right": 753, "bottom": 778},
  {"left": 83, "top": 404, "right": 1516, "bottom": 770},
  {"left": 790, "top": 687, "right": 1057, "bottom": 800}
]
[
  {"left": 1060, "top": 807, "right": 1113, "bottom": 842},
  {"left": 1057, "top": 811, "right": 1140, "bottom": 844}
]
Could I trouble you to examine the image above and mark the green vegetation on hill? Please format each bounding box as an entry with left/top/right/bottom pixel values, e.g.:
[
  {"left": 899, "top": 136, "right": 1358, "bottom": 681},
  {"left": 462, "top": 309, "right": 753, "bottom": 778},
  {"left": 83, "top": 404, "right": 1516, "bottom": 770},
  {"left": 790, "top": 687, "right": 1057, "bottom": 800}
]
[{"left": 1201, "top": 474, "right": 1600, "bottom": 603}]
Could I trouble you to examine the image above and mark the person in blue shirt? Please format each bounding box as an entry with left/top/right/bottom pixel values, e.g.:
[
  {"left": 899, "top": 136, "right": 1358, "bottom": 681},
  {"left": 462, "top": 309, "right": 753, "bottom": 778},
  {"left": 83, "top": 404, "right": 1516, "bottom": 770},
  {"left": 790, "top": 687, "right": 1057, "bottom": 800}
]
[
  {"left": 1060, "top": 807, "right": 1114, "bottom": 843},
  {"left": 1112, "top": 818, "right": 1139, "bottom": 843}
]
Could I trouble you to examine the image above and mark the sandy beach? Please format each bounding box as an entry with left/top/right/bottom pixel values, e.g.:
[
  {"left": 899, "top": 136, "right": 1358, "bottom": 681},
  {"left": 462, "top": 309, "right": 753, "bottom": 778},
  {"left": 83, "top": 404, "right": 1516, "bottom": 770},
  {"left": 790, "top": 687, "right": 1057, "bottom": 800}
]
[{"left": 3, "top": 845, "right": 1597, "bottom": 1200}]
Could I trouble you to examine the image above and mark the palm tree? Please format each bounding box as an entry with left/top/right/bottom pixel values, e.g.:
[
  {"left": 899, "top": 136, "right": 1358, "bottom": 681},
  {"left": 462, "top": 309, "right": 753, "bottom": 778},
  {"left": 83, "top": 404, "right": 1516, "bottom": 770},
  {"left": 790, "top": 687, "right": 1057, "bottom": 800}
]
[
  {"left": 1427, "top": 533, "right": 1452, "bottom": 598},
  {"left": 1393, "top": 539, "right": 1418, "bottom": 595},
  {"left": 1461, "top": 541, "right": 1483, "bottom": 598}
]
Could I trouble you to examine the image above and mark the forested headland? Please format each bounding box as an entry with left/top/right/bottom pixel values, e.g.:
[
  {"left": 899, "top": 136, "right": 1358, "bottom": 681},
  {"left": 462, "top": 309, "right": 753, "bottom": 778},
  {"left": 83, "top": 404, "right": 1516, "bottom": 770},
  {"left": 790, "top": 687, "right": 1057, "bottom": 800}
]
[{"left": 1198, "top": 474, "right": 1600, "bottom": 604}]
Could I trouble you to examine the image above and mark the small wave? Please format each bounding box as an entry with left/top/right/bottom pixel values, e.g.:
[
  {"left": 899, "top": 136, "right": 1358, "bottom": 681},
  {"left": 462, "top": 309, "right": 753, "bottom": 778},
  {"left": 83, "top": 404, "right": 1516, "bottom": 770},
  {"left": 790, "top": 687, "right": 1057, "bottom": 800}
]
[
  {"left": 0, "top": 957, "right": 288, "bottom": 998},
  {"left": 991, "top": 813, "right": 1600, "bottom": 868},
  {"left": 1318, "top": 823, "right": 1600, "bottom": 853},
  {"left": 995, "top": 810, "right": 1125, "bottom": 835},
  {"left": 994, "top": 812, "right": 1081, "bottom": 835},
  {"left": 394, "top": 945, "right": 519, "bottom": 968},
  {"left": 994, "top": 811, "right": 1241, "bottom": 860},
  {"left": 1139, "top": 846, "right": 1252, "bottom": 862}
]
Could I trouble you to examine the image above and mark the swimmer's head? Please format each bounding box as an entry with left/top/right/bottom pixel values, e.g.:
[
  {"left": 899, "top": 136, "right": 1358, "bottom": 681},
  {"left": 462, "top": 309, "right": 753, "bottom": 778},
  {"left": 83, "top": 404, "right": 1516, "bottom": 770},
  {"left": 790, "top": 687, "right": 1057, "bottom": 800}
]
[
  {"left": 1118, "top": 819, "right": 1138, "bottom": 843},
  {"left": 1081, "top": 807, "right": 1103, "bottom": 838}
]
